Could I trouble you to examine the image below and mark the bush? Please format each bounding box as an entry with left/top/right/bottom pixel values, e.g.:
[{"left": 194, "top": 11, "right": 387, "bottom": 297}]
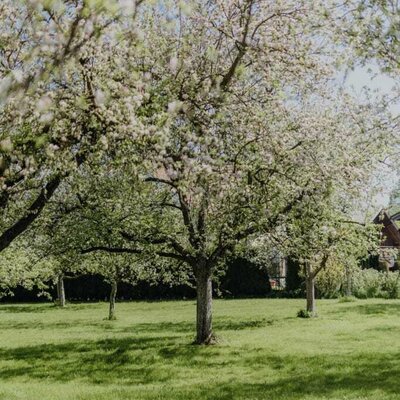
[
  {"left": 351, "top": 269, "right": 400, "bottom": 299},
  {"left": 381, "top": 272, "right": 400, "bottom": 299},
  {"left": 297, "top": 309, "right": 313, "bottom": 318},
  {"left": 315, "top": 261, "right": 344, "bottom": 299},
  {"left": 352, "top": 268, "right": 383, "bottom": 299}
]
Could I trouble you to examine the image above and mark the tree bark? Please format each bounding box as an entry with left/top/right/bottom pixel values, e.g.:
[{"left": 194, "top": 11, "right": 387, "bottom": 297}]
[
  {"left": 108, "top": 280, "right": 117, "bottom": 320},
  {"left": 0, "top": 176, "right": 61, "bottom": 252},
  {"left": 305, "top": 262, "right": 316, "bottom": 315},
  {"left": 345, "top": 266, "right": 352, "bottom": 297},
  {"left": 57, "top": 274, "right": 66, "bottom": 307},
  {"left": 306, "top": 274, "right": 316, "bottom": 316},
  {"left": 195, "top": 267, "right": 214, "bottom": 344}
]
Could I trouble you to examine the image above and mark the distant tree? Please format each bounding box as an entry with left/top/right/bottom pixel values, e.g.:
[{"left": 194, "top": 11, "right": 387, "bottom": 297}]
[
  {"left": 28, "top": 170, "right": 190, "bottom": 317},
  {"left": 0, "top": 243, "right": 53, "bottom": 299},
  {"left": 283, "top": 195, "right": 380, "bottom": 316},
  {"left": 86, "top": 253, "right": 149, "bottom": 320},
  {"left": 24, "top": 182, "right": 93, "bottom": 307}
]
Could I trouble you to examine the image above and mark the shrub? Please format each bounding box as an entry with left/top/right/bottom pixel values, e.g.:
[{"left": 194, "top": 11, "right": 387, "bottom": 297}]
[
  {"left": 352, "top": 268, "right": 383, "bottom": 299},
  {"left": 351, "top": 269, "right": 400, "bottom": 299},
  {"left": 315, "top": 262, "right": 344, "bottom": 299},
  {"left": 381, "top": 272, "right": 400, "bottom": 299},
  {"left": 297, "top": 309, "right": 313, "bottom": 318}
]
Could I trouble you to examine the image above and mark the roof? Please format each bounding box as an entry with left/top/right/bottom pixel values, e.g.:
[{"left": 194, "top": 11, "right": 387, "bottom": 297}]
[
  {"left": 373, "top": 208, "right": 400, "bottom": 248},
  {"left": 394, "top": 220, "right": 400, "bottom": 230},
  {"left": 387, "top": 205, "right": 400, "bottom": 220}
]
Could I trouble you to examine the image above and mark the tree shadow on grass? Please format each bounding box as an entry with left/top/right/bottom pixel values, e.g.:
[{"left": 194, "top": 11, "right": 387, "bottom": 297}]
[
  {"left": 120, "top": 318, "right": 271, "bottom": 335},
  {"left": 0, "top": 336, "right": 180, "bottom": 384},
  {"left": 332, "top": 302, "right": 400, "bottom": 317},
  {"left": 0, "top": 317, "right": 271, "bottom": 333},
  {"left": 0, "top": 321, "right": 78, "bottom": 331},
  {"left": 0, "top": 304, "right": 52, "bottom": 313},
  {"left": 1, "top": 335, "right": 400, "bottom": 399},
  {"left": 0, "top": 303, "right": 104, "bottom": 314},
  {"left": 227, "top": 352, "right": 400, "bottom": 400}
]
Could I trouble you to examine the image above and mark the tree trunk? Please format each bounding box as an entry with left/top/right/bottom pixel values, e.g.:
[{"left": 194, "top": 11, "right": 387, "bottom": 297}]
[
  {"left": 305, "top": 263, "right": 316, "bottom": 316},
  {"left": 195, "top": 268, "right": 214, "bottom": 344},
  {"left": 305, "top": 273, "right": 316, "bottom": 316},
  {"left": 345, "top": 266, "right": 352, "bottom": 297},
  {"left": 57, "top": 274, "right": 66, "bottom": 307},
  {"left": 108, "top": 280, "right": 117, "bottom": 320}
]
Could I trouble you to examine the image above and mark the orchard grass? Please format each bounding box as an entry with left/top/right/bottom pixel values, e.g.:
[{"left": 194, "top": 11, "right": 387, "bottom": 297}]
[{"left": 0, "top": 299, "right": 400, "bottom": 399}]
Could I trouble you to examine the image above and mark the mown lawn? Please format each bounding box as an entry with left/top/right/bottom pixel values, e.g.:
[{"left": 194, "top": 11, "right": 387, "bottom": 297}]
[{"left": 0, "top": 298, "right": 400, "bottom": 399}]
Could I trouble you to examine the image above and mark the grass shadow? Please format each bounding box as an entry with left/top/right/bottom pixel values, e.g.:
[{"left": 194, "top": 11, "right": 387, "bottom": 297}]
[
  {"left": 0, "top": 304, "right": 52, "bottom": 314},
  {"left": 0, "top": 316, "right": 271, "bottom": 333},
  {"left": 1, "top": 336, "right": 400, "bottom": 399},
  {"left": 332, "top": 303, "right": 400, "bottom": 317},
  {"left": 119, "top": 318, "right": 270, "bottom": 335}
]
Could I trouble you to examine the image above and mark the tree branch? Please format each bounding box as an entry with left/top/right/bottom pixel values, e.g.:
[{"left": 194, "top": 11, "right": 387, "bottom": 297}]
[
  {"left": 0, "top": 176, "right": 61, "bottom": 252},
  {"left": 81, "top": 246, "right": 141, "bottom": 255}
]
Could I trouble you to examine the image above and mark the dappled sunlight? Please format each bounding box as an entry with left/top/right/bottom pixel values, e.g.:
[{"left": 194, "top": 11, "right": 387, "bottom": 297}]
[{"left": 1, "top": 299, "right": 400, "bottom": 399}]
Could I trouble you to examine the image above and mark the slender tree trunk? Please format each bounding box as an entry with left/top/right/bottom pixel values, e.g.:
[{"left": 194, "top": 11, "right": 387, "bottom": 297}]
[
  {"left": 108, "top": 280, "right": 117, "bottom": 320},
  {"left": 305, "top": 263, "right": 316, "bottom": 316},
  {"left": 345, "top": 266, "right": 352, "bottom": 297},
  {"left": 195, "top": 267, "right": 214, "bottom": 344},
  {"left": 306, "top": 276, "right": 316, "bottom": 315},
  {"left": 57, "top": 274, "right": 66, "bottom": 307}
]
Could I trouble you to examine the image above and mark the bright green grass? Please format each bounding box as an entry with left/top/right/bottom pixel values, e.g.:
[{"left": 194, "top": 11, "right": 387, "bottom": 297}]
[{"left": 0, "top": 298, "right": 400, "bottom": 400}]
